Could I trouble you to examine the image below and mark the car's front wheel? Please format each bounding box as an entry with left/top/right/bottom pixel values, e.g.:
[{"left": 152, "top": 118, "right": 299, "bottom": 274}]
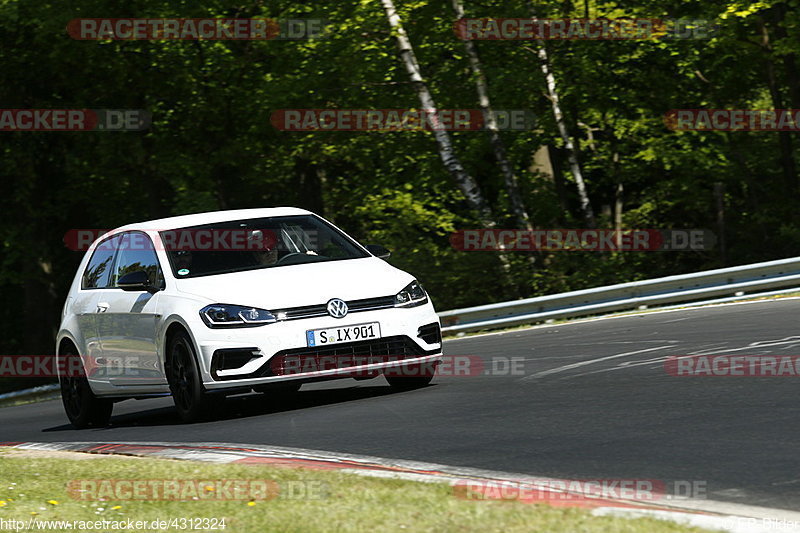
[
  {"left": 167, "top": 330, "right": 214, "bottom": 423},
  {"left": 59, "top": 349, "right": 113, "bottom": 429}
]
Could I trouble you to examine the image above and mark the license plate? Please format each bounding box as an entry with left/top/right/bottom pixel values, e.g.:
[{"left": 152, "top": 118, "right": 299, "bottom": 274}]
[{"left": 306, "top": 322, "right": 381, "bottom": 347}]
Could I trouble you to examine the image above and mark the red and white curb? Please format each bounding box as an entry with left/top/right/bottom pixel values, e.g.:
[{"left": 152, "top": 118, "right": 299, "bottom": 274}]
[{"left": 2, "top": 441, "right": 799, "bottom": 532}]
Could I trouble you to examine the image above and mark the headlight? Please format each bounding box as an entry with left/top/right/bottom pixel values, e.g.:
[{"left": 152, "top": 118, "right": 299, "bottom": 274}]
[
  {"left": 394, "top": 281, "right": 428, "bottom": 308},
  {"left": 200, "top": 304, "right": 277, "bottom": 328}
]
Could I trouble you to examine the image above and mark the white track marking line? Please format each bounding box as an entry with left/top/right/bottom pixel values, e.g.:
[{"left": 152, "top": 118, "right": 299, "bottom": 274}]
[
  {"left": 552, "top": 340, "right": 677, "bottom": 346},
  {"left": 520, "top": 345, "right": 673, "bottom": 381},
  {"left": 559, "top": 336, "right": 800, "bottom": 380},
  {"left": 687, "top": 336, "right": 800, "bottom": 356},
  {"left": 559, "top": 356, "right": 675, "bottom": 380},
  {"left": 684, "top": 344, "right": 729, "bottom": 356}
]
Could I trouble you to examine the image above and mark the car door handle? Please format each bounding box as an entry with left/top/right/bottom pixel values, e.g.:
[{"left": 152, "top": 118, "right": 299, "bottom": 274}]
[{"left": 96, "top": 302, "right": 110, "bottom": 313}]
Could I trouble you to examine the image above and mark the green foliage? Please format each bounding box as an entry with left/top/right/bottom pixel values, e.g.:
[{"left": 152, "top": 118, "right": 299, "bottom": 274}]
[{"left": 1, "top": 0, "right": 799, "bottom": 362}]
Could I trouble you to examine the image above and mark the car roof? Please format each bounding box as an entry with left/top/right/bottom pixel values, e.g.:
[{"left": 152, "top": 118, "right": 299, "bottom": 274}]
[{"left": 112, "top": 207, "right": 315, "bottom": 233}]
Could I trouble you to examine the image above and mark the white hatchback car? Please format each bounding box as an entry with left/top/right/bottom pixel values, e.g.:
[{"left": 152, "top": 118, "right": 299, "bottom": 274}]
[{"left": 57, "top": 208, "right": 442, "bottom": 427}]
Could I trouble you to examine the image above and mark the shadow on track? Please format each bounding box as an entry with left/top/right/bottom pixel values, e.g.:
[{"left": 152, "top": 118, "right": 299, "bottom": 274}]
[{"left": 42, "top": 382, "right": 434, "bottom": 431}]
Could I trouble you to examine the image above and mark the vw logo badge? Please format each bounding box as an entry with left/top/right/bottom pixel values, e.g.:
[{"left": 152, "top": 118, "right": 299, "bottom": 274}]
[{"left": 327, "top": 298, "right": 349, "bottom": 319}]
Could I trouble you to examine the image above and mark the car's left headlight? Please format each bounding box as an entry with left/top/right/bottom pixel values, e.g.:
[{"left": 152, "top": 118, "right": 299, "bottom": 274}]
[
  {"left": 394, "top": 281, "right": 428, "bottom": 308},
  {"left": 200, "top": 304, "right": 277, "bottom": 328}
]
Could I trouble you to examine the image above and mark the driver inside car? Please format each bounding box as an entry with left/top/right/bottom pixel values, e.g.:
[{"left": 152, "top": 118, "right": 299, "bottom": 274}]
[
  {"left": 253, "top": 246, "right": 279, "bottom": 266},
  {"left": 247, "top": 229, "right": 280, "bottom": 266}
]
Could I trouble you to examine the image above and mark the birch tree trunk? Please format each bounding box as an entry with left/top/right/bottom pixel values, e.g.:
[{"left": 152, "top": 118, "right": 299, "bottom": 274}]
[
  {"left": 379, "top": 0, "right": 496, "bottom": 228},
  {"left": 527, "top": 4, "right": 596, "bottom": 228},
  {"left": 380, "top": 0, "right": 521, "bottom": 295},
  {"left": 451, "top": 0, "right": 533, "bottom": 232}
]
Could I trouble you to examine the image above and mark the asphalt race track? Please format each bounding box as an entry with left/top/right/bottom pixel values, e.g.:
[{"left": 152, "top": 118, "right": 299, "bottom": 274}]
[{"left": 3, "top": 298, "right": 800, "bottom": 511}]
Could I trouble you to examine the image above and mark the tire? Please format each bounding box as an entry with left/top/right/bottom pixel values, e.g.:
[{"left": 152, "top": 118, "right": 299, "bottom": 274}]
[
  {"left": 384, "top": 362, "right": 435, "bottom": 390},
  {"left": 167, "top": 330, "right": 214, "bottom": 423},
  {"left": 59, "top": 349, "right": 113, "bottom": 429}
]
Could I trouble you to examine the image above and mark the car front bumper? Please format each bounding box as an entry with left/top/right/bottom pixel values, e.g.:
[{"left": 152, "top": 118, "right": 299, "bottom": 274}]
[{"left": 192, "top": 302, "right": 442, "bottom": 390}]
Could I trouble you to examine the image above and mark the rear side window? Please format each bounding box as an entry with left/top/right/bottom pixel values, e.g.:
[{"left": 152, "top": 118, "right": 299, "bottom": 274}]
[
  {"left": 82, "top": 235, "right": 120, "bottom": 289},
  {"left": 111, "top": 232, "right": 163, "bottom": 288}
]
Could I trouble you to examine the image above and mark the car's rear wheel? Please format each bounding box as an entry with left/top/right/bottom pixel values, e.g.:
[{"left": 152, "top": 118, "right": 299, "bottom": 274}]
[
  {"left": 167, "top": 330, "right": 214, "bottom": 423},
  {"left": 59, "top": 349, "right": 113, "bottom": 429}
]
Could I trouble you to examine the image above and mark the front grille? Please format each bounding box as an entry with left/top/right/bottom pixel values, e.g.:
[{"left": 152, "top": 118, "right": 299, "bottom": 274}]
[
  {"left": 262, "top": 335, "right": 430, "bottom": 377},
  {"left": 348, "top": 296, "right": 396, "bottom": 311},
  {"left": 273, "top": 295, "right": 395, "bottom": 321}
]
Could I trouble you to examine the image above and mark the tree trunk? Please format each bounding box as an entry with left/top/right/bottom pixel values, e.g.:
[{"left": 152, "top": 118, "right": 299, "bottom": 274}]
[
  {"left": 24, "top": 262, "right": 56, "bottom": 357},
  {"left": 379, "top": 0, "right": 496, "bottom": 228},
  {"left": 769, "top": 3, "right": 800, "bottom": 109},
  {"left": 544, "top": 144, "right": 569, "bottom": 216},
  {"left": 296, "top": 159, "right": 326, "bottom": 216},
  {"left": 140, "top": 136, "right": 172, "bottom": 217},
  {"left": 713, "top": 182, "right": 727, "bottom": 265},
  {"left": 758, "top": 18, "right": 797, "bottom": 195},
  {"left": 451, "top": 0, "right": 532, "bottom": 232},
  {"left": 526, "top": 3, "right": 596, "bottom": 228},
  {"left": 614, "top": 182, "right": 623, "bottom": 248},
  {"left": 611, "top": 143, "right": 623, "bottom": 247}
]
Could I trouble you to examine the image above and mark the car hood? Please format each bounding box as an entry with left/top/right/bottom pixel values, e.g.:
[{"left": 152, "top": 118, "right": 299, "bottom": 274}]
[{"left": 174, "top": 257, "right": 414, "bottom": 309}]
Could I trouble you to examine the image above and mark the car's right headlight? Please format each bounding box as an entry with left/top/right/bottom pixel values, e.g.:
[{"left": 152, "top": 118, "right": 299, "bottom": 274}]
[
  {"left": 200, "top": 304, "right": 277, "bottom": 328},
  {"left": 394, "top": 281, "right": 428, "bottom": 308}
]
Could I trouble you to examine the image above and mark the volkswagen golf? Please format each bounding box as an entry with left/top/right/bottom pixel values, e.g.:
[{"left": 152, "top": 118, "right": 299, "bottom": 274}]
[{"left": 56, "top": 208, "right": 443, "bottom": 427}]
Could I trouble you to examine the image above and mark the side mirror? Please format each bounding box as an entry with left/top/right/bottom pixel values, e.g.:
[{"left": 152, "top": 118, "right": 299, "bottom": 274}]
[
  {"left": 365, "top": 244, "right": 391, "bottom": 260},
  {"left": 117, "top": 271, "right": 153, "bottom": 292}
]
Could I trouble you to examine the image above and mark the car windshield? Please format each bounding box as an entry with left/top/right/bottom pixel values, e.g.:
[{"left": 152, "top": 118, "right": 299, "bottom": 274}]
[{"left": 160, "top": 215, "right": 369, "bottom": 278}]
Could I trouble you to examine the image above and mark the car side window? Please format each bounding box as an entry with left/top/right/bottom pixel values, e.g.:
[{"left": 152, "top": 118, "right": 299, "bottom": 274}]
[
  {"left": 81, "top": 235, "right": 120, "bottom": 289},
  {"left": 111, "top": 232, "right": 163, "bottom": 288}
]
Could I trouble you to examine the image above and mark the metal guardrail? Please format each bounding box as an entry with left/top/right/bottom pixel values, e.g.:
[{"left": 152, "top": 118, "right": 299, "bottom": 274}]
[
  {"left": 0, "top": 383, "right": 60, "bottom": 406},
  {"left": 438, "top": 257, "right": 800, "bottom": 334}
]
